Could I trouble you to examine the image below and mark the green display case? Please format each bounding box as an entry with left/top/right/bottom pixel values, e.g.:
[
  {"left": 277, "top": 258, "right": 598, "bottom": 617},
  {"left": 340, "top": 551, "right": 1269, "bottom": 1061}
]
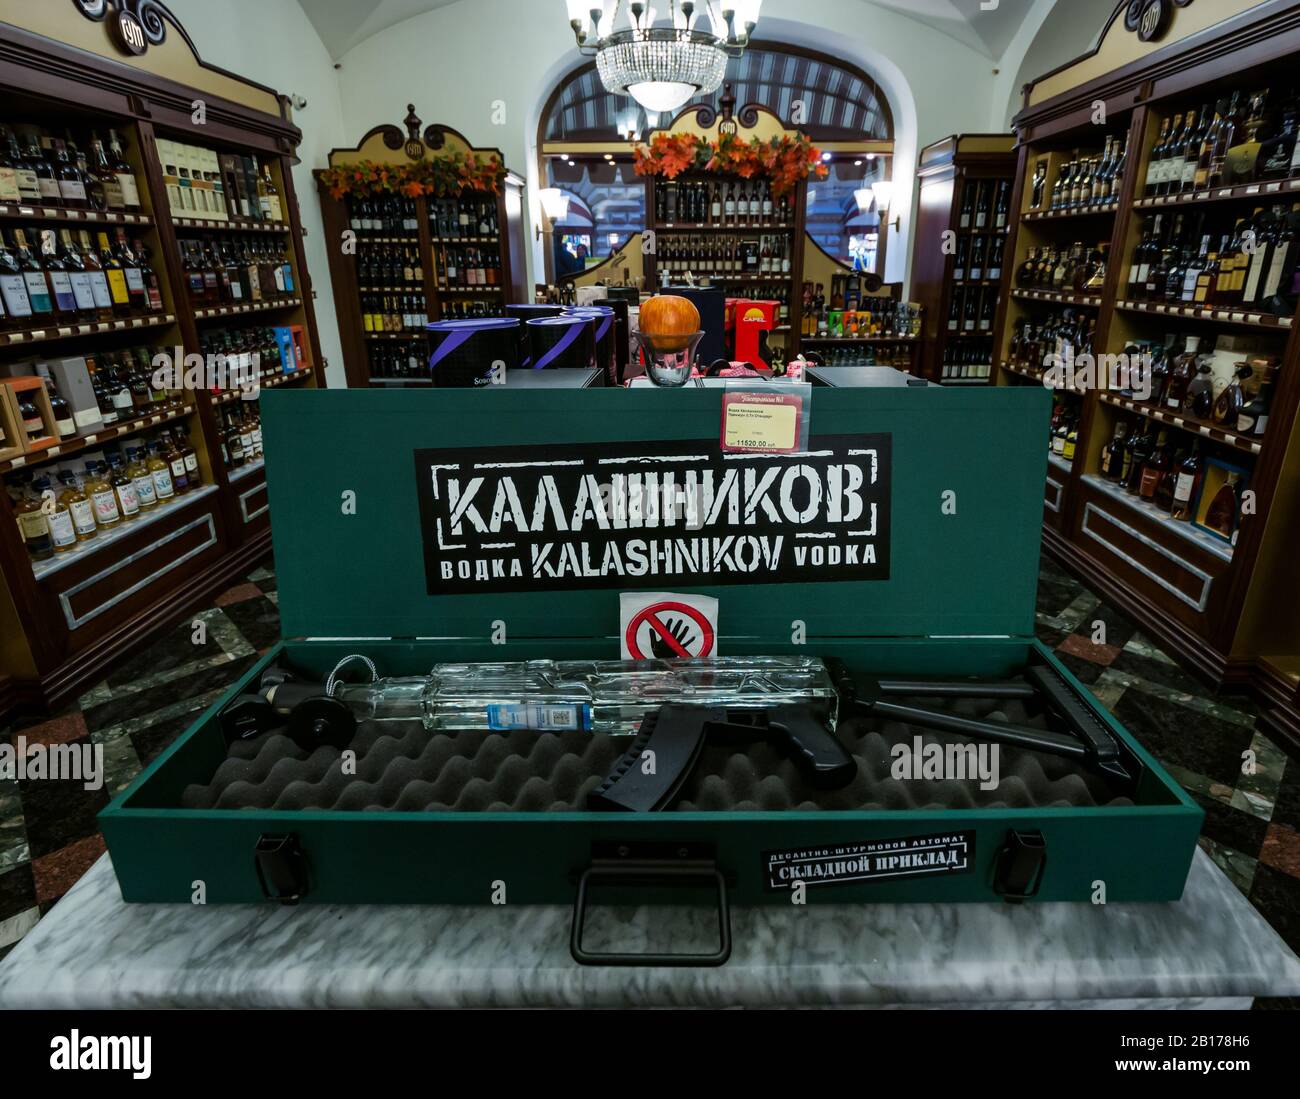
[{"left": 99, "top": 386, "right": 1202, "bottom": 910}]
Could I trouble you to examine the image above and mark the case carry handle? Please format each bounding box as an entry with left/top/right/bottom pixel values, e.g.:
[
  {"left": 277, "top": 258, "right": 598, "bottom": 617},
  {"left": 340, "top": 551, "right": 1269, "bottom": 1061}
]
[{"left": 570, "top": 858, "right": 732, "bottom": 967}]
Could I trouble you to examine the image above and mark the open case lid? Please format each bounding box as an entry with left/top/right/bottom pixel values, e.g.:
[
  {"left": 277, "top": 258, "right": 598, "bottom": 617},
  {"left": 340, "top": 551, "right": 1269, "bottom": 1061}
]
[{"left": 262, "top": 386, "right": 1050, "bottom": 642}]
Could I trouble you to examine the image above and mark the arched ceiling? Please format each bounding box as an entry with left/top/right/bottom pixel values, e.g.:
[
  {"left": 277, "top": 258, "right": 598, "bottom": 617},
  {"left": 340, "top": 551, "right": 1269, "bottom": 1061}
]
[{"left": 295, "top": 0, "right": 1049, "bottom": 63}]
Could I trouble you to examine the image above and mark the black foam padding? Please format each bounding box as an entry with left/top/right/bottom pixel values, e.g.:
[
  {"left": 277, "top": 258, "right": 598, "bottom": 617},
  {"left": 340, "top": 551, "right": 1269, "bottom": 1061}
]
[{"left": 181, "top": 693, "right": 1136, "bottom": 812}]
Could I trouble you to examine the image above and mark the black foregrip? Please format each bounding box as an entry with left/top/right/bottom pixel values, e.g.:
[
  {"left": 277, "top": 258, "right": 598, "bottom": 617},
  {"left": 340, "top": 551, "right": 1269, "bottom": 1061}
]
[
  {"left": 767, "top": 706, "right": 858, "bottom": 789},
  {"left": 587, "top": 704, "right": 714, "bottom": 812}
]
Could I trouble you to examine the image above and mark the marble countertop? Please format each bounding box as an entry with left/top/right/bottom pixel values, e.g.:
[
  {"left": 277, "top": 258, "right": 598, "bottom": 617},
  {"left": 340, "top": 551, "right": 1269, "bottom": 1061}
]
[{"left": 2, "top": 849, "right": 1298, "bottom": 1009}]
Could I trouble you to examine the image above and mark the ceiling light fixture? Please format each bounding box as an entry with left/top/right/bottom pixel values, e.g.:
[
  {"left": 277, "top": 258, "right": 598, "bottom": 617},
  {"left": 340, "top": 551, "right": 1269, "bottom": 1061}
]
[{"left": 566, "top": 0, "right": 762, "bottom": 115}]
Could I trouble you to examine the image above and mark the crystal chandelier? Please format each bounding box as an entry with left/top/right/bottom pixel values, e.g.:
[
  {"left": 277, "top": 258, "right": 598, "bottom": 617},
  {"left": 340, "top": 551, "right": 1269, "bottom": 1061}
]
[{"left": 565, "top": 1, "right": 762, "bottom": 115}]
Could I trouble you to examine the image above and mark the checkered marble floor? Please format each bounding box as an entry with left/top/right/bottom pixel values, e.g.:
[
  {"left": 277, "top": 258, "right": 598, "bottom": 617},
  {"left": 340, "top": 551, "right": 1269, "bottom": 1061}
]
[{"left": 1, "top": 555, "right": 1297, "bottom": 1008}]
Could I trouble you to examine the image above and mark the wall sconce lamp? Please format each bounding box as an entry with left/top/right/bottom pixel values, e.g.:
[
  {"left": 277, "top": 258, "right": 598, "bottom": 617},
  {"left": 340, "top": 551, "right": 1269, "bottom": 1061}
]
[{"left": 536, "top": 187, "right": 571, "bottom": 240}]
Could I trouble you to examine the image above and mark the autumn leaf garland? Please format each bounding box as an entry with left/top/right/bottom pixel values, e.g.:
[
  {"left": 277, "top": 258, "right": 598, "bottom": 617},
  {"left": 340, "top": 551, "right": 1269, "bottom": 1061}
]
[
  {"left": 633, "top": 132, "right": 829, "bottom": 196},
  {"left": 319, "top": 153, "right": 506, "bottom": 200}
]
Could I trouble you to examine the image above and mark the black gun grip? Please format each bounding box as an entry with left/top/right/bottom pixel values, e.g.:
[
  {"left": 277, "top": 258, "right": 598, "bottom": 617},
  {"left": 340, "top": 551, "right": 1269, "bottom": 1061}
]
[
  {"left": 767, "top": 705, "right": 858, "bottom": 789},
  {"left": 587, "top": 705, "right": 713, "bottom": 812}
]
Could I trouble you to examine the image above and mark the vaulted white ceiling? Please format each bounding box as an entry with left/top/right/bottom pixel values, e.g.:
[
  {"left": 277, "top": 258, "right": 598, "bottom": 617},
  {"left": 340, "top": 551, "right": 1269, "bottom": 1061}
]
[{"left": 295, "top": 0, "right": 1052, "bottom": 62}]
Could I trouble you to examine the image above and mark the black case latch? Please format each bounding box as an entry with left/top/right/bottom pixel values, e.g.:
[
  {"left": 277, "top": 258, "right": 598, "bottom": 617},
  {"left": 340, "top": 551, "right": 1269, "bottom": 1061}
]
[
  {"left": 994, "top": 829, "right": 1047, "bottom": 902},
  {"left": 254, "top": 834, "right": 309, "bottom": 905}
]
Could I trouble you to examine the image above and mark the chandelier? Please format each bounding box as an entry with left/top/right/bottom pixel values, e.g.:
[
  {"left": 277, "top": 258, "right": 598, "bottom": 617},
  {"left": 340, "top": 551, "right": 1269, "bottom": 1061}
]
[{"left": 565, "top": 1, "right": 762, "bottom": 115}]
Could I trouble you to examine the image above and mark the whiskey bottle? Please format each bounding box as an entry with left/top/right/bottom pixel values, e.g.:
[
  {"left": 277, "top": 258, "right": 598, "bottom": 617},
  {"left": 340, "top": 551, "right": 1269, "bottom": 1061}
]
[
  {"left": 57, "top": 229, "right": 101, "bottom": 320},
  {"left": 1101, "top": 423, "right": 1128, "bottom": 481},
  {"left": 0, "top": 229, "right": 34, "bottom": 328},
  {"left": 108, "top": 130, "right": 142, "bottom": 212},
  {"left": 114, "top": 230, "right": 147, "bottom": 313},
  {"left": 1030, "top": 158, "right": 1048, "bottom": 210},
  {"left": 162, "top": 430, "right": 190, "bottom": 494},
  {"left": 106, "top": 453, "right": 141, "bottom": 520},
  {"left": 177, "top": 424, "right": 202, "bottom": 485},
  {"left": 38, "top": 228, "right": 82, "bottom": 320},
  {"left": 57, "top": 471, "right": 97, "bottom": 542},
  {"left": 1169, "top": 447, "right": 1200, "bottom": 521},
  {"left": 125, "top": 446, "right": 159, "bottom": 511},
  {"left": 85, "top": 461, "right": 122, "bottom": 527},
  {"left": 12, "top": 229, "right": 54, "bottom": 319},
  {"left": 24, "top": 131, "right": 61, "bottom": 207},
  {"left": 1145, "top": 118, "right": 1172, "bottom": 198},
  {"left": 0, "top": 125, "right": 21, "bottom": 204},
  {"left": 97, "top": 231, "right": 132, "bottom": 317},
  {"left": 50, "top": 137, "right": 88, "bottom": 210},
  {"left": 146, "top": 441, "right": 175, "bottom": 501},
  {"left": 35, "top": 366, "right": 76, "bottom": 439},
  {"left": 15, "top": 478, "right": 54, "bottom": 561},
  {"left": 258, "top": 163, "right": 283, "bottom": 222}
]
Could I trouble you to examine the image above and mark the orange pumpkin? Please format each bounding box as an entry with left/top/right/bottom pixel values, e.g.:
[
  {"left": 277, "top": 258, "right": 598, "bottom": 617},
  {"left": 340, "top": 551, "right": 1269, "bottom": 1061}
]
[{"left": 640, "top": 294, "right": 700, "bottom": 352}]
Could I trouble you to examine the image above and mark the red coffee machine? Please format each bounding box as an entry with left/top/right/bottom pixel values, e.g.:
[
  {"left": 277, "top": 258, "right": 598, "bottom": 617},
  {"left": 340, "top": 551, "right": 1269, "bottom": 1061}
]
[{"left": 728, "top": 298, "right": 779, "bottom": 369}]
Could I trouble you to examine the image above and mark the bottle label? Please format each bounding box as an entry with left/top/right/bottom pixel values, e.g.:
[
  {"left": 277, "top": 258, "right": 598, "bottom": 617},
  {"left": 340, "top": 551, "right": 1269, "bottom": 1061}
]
[
  {"left": 116, "top": 482, "right": 140, "bottom": 515},
  {"left": 124, "top": 268, "right": 145, "bottom": 293},
  {"left": 38, "top": 177, "right": 61, "bottom": 202},
  {"left": 48, "top": 270, "right": 77, "bottom": 312},
  {"left": 111, "top": 389, "right": 134, "bottom": 411},
  {"left": 22, "top": 271, "right": 52, "bottom": 313},
  {"left": 18, "top": 510, "right": 49, "bottom": 541},
  {"left": 0, "top": 274, "right": 33, "bottom": 318},
  {"left": 0, "top": 166, "right": 20, "bottom": 203},
  {"left": 485, "top": 703, "right": 590, "bottom": 732},
  {"left": 88, "top": 271, "right": 113, "bottom": 309},
  {"left": 68, "top": 271, "right": 97, "bottom": 311},
  {"left": 133, "top": 475, "right": 157, "bottom": 507},
  {"left": 48, "top": 508, "right": 76, "bottom": 547},
  {"left": 1173, "top": 473, "right": 1195, "bottom": 503},
  {"left": 153, "top": 468, "right": 175, "bottom": 499},
  {"left": 69, "top": 498, "right": 96, "bottom": 535},
  {"left": 59, "top": 179, "right": 87, "bottom": 203},
  {"left": 14, "top": 167, "right": 40, "bottom": 202},
  {"left": 92, "top": 488, "right": 120, "bottom": 523},
  {"left": 184, "top": 453, "right": 199, "bottom": 473},
  {"left": 107, "top": 268, "right": 130, "bottom": 305},
  {"left": 54, "top": 415, "right": 75, "bottom": 437},
  {"left": 170, "top": 458, "right": 186, "bottom": 480},
  {"left": 102, "top": 177, "right": 125, "bottom": 210}
]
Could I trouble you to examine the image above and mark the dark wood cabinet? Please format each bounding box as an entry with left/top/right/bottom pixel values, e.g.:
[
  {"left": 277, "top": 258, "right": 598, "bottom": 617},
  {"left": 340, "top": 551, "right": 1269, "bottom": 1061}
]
[{"left": 0, "top": 4, "right": 321, "bottom": 716}]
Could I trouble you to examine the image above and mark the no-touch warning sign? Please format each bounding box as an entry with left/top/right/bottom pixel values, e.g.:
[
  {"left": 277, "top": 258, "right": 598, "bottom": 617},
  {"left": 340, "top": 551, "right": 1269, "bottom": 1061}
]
[{"left": 620, "top": 592, "right": 718, "bottom": 660}]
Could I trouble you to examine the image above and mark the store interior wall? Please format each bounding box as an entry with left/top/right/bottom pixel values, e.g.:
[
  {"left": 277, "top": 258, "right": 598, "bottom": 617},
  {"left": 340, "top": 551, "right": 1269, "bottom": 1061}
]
[
  {"left": 159, "top": 0, "right": 1121, "bottom": 360},
  {"left": 165, "top": 0, "right": 350, "bottom": 389}
]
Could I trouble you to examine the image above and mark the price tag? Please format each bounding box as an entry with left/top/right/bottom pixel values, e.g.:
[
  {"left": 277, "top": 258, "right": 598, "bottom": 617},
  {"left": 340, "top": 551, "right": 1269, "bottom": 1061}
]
[{"left": 720, "top": 390, "right": 806, "bottom": 454}]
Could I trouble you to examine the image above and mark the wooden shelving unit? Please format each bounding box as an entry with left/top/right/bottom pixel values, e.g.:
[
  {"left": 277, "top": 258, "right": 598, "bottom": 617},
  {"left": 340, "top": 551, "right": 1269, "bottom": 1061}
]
[
  {"left": 0, "top": 3, "right": 323, "bottom": 717},
  {"left": 314, "top": 107, "right": 526, "bottom": 389},
  {"left": 909, "top": 135, "right": 1016, "bottom": 385},
  {"left": 993, "top": 0, "right": 1300, "bottom": 748}
]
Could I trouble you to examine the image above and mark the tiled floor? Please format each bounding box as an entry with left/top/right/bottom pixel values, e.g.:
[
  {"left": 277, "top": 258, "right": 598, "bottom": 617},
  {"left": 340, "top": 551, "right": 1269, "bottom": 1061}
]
[{"left": 1, "top": 555, "right": 1297, "bottom": 1007}]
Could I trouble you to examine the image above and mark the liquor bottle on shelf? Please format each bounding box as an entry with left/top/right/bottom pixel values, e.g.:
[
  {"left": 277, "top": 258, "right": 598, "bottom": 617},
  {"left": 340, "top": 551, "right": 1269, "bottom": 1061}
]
[
  {"left": 84, "top": 461, "right": 122, "bottom": 528},
  {"left": 12, "top": 229, "right": 54, "bottom": 320},
  {"left": 15, "top": 477, "right": 55, "bottom": 561},
  {"left": 1237, "top": 373, "right": 1273, "bottom": 436},
  {"left": 125, "top": 446, "right": 159, "bottom": 512},
  {"left": 57, "top": 471, "right": 97, "bottom": 543},
  {"left": 1204, "top": 471, "right": 1243, "bottom": 541},
  {"left": 1101, "top": 423, "right": 1128, "bottom": 481},
  {"left": 146, "top": 441, "right": 175, "bottom": 501},
  {"left": 1214, "top": 364, "right": 1255, "bottom": 424},
  {"left": 96, "top": 230, "right": 132, "bottom": 317},
  {"left": 107, "top": 129, "right": 142, "bottom": 212},
  {"left": 1169, "top": 446, "right": 1201, "bottom": 522}
]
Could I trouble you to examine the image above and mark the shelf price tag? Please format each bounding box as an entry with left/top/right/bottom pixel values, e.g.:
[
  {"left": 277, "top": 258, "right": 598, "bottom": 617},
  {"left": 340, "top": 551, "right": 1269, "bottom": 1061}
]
[{"left": 720, "top": 386, "right": 809, "bottom": 454}]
